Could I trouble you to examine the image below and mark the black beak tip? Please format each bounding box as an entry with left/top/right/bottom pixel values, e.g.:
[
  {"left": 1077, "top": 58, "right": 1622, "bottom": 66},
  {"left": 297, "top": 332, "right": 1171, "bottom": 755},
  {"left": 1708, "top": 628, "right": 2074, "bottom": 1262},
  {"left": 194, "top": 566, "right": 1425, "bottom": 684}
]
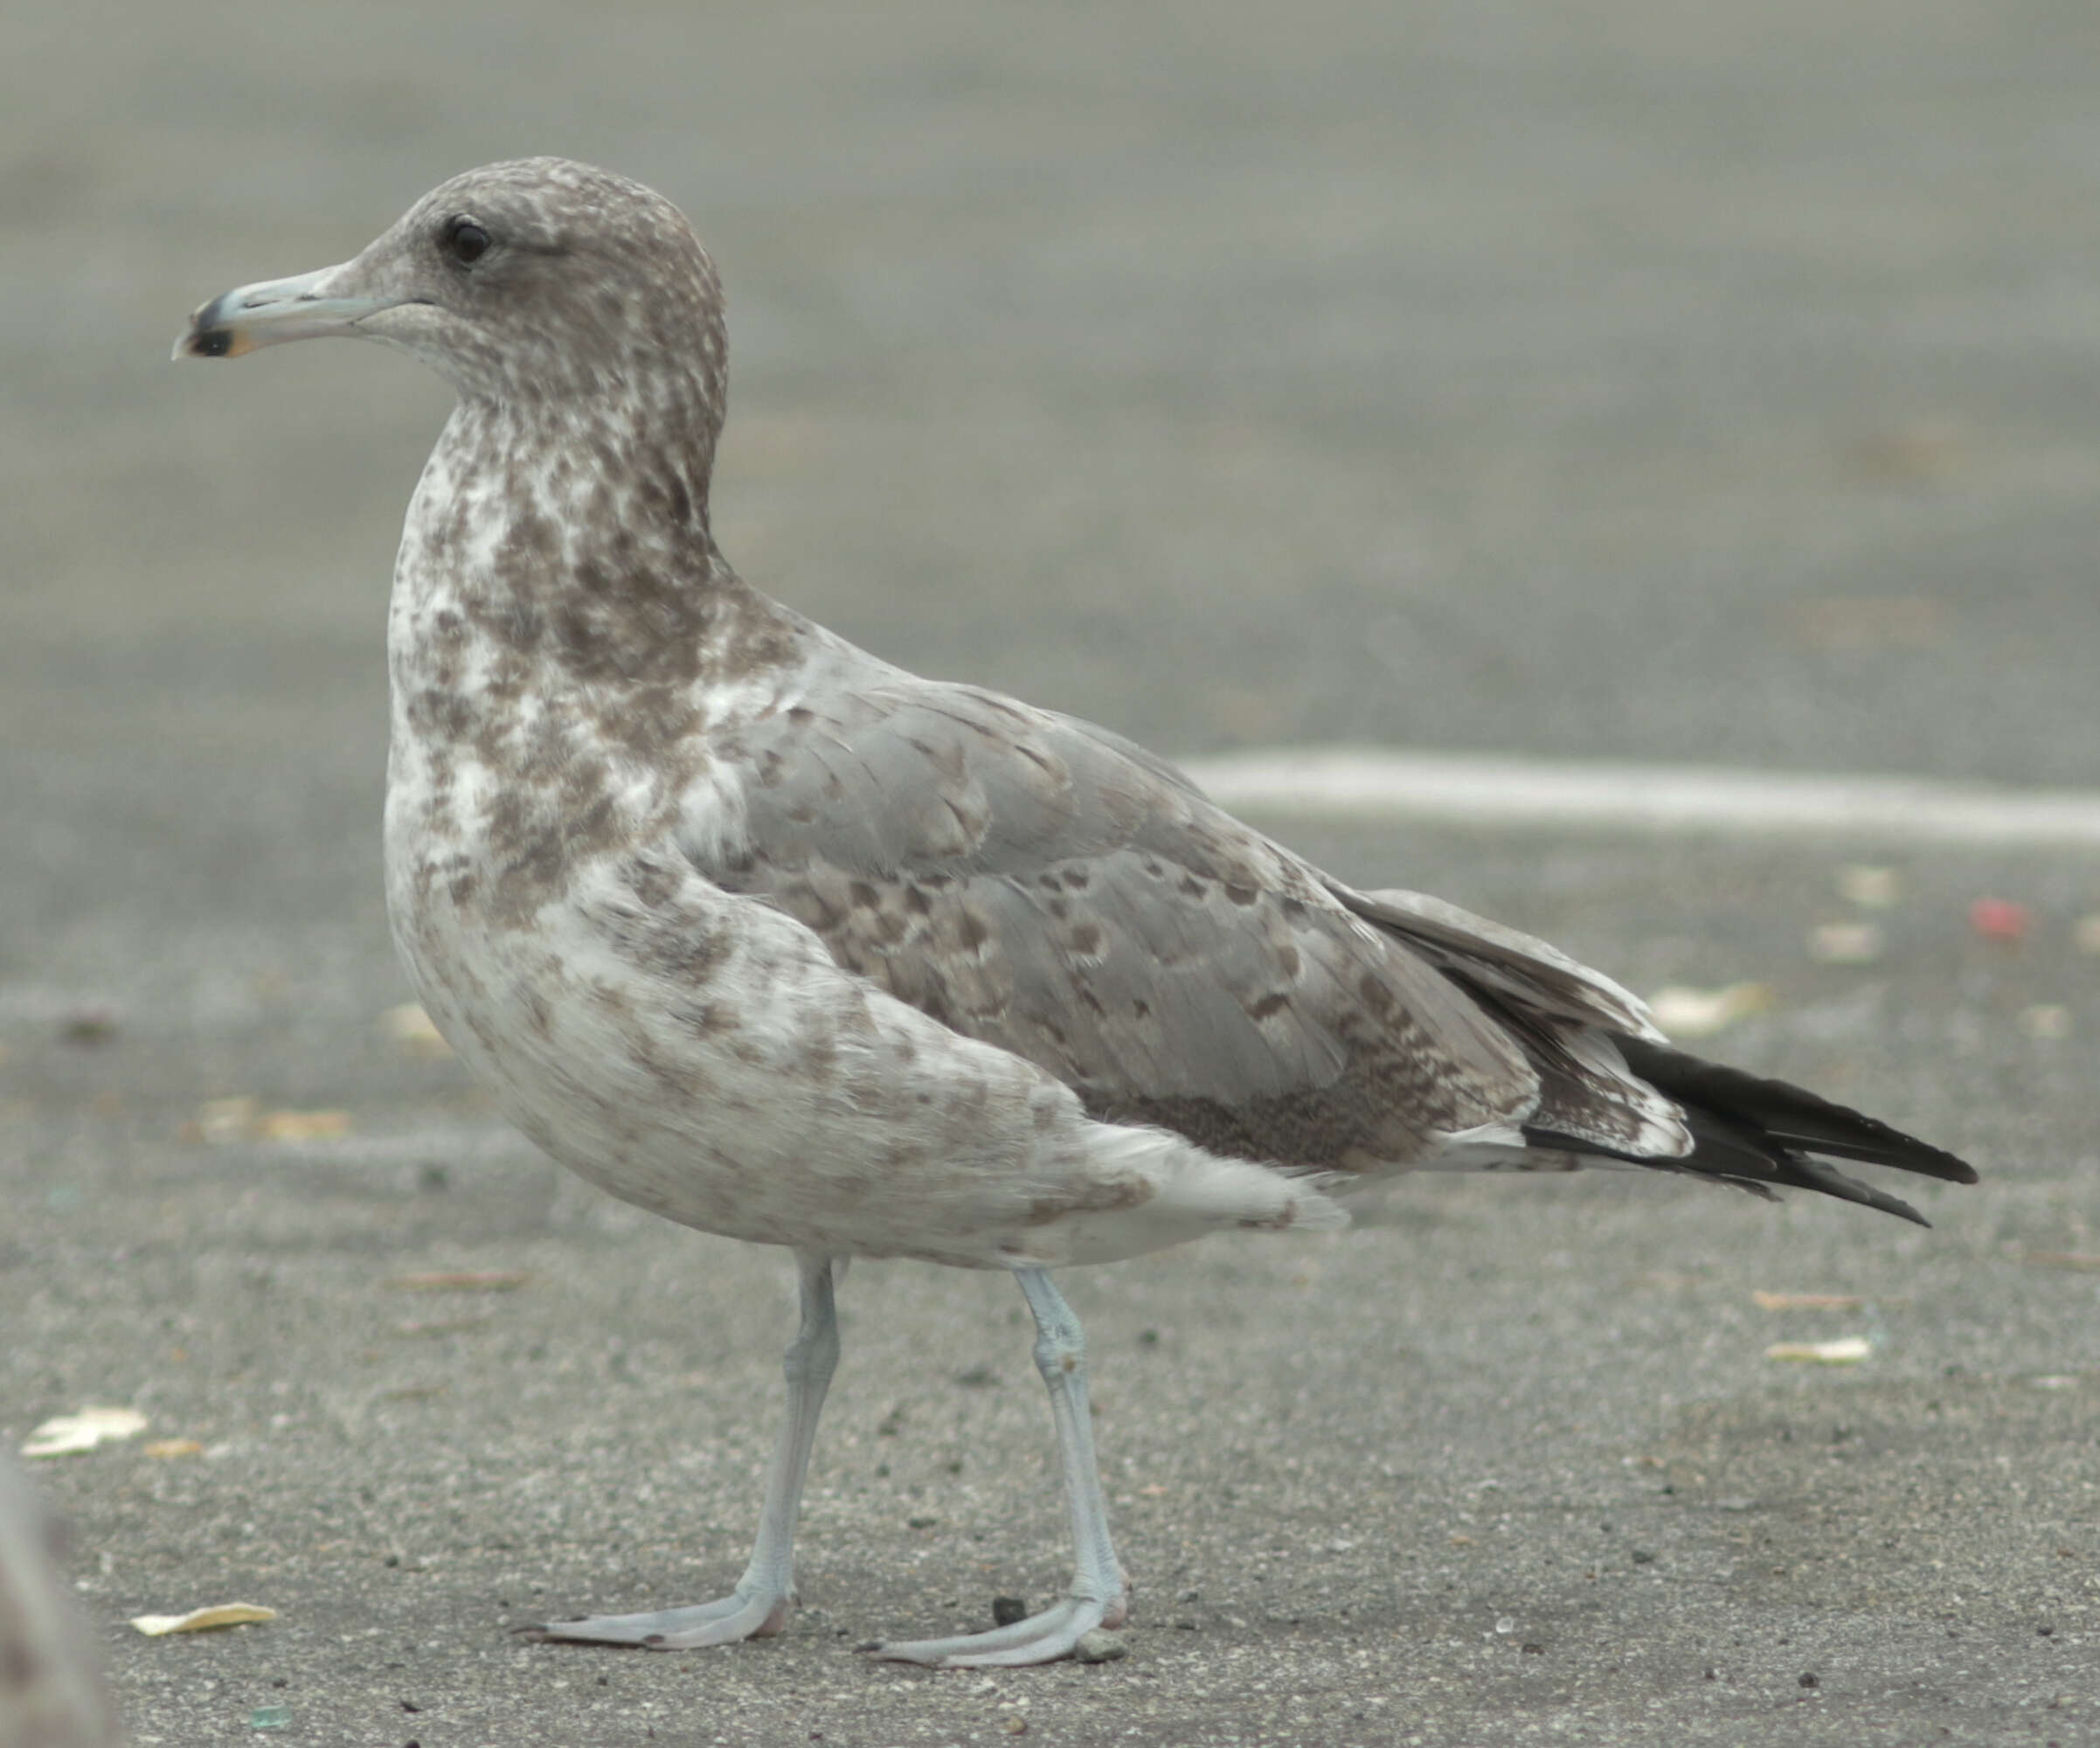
[{"left": 174, "top": 292, "right": 236, "bottom": 361}]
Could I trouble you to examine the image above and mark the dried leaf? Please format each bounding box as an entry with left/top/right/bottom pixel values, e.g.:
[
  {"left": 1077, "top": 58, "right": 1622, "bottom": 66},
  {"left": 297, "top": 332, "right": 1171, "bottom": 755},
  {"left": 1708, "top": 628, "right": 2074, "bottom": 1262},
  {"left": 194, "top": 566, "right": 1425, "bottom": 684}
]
[
  {"left": 196, "top": 1096, "right": 261, "bottom": 1142},
  {"left": 254, "top": 1108, "right": 351, "bottom": 1142},
  {"left": 143, "top": 1439, "right": 204, "bottom": 1460},
  {"left": 129, "top": 1603, "right": 277, "bottom": 1636},
  {"left": 23, "top": 1406, "right": 149, "bottom": 1458},
  {"left": 2020, "top": 1251, "right": 2100, "bottom": 1273},
  {"left": 1764, "top": 1337, "right": 1872, "bottom": 1364},
  {"left": 192, "top": 1099, "right": 353, "bottom": 1143},
  {"left": 1807, "top": 922, "right": 1883, "bottom": 965},
  {"left": 378, "top": 1002, "right": 453, "bottom": 1057},
  {"left": 1752, "top": 1292, "right": 1862, "bottom": 1311},
  {"left": 393, "top": 1315, "right": 494, "bottom": 1337},
  {"left": 1835, "top": 865, "right": 1902, "bottom": 909},
  {"left": 1647, "top": 983, "right": 1772, "bottom": 1040}
]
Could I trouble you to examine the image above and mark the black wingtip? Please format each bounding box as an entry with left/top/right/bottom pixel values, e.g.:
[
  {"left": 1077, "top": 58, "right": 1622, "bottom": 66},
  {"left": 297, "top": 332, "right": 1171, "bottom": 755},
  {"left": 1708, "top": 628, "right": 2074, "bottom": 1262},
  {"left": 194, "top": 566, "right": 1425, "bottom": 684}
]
[
  {"left": 1528, "top": 1037, "right": 1972, "bottom": 1227},
  {"left": 1616, "top": 1037, "right": 1978, "bottom": 1192},
  {"left": 1716, "top": 1171, "right": 1929, "bottom": 1226}
]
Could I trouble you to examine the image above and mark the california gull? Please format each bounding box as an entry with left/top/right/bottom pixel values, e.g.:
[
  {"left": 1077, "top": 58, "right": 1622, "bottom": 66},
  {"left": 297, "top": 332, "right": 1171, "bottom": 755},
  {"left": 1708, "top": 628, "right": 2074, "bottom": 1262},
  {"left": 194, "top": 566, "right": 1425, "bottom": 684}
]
[
  {"left": 176, "top": 159, "right": 1976, "bottom": 1668},
  {"left": 0, "top": 1458, "right": 121, "bottom": 1746}
]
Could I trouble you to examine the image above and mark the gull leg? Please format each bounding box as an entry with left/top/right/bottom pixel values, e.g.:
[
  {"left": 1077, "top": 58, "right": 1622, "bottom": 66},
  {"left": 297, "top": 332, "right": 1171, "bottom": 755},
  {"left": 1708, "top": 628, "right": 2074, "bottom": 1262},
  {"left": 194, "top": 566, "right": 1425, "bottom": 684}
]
[
  {"left": 522, "top": 1251, "right": 839, "bottom": 1649},
  {"left": 872, "top": 1268, "right": 1129, "bottom": 1668}
]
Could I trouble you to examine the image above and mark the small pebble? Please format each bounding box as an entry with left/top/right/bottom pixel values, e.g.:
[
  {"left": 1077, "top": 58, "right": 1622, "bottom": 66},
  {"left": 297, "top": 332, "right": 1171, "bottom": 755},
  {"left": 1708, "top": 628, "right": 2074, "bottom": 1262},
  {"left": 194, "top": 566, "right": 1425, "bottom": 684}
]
[
  {"left": 60, "top": 1008, "right": 120, "bottom": 1044},
  {"left": 1072, "top": 1629, "right": 1126, "bottom": 1663},
  {"left": 1799, "top": 1671, "right": 1819, "bottom": 1689},
  {"left": 991, "top": 1596, "right": 1028, "bottom": 1627},
  {"left": 2019, "top": 1004, "right": 2072, "bottom": 1041}
]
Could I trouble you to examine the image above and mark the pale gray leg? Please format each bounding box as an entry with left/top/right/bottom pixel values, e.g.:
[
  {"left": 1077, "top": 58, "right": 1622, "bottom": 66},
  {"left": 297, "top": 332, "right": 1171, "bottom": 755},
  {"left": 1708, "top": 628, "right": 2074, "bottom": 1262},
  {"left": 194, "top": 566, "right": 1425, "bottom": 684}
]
[
  {"left": 871, "top": 1268, "right": 1129, "bottom": 1667},
  {"left": 523, "top": 1251, "right": 839, "bottom": 1649}
]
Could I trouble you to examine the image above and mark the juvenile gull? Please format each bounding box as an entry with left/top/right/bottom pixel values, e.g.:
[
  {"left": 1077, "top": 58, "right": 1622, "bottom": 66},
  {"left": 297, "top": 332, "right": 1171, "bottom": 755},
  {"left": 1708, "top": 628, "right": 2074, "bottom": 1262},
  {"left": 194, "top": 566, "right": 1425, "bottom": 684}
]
[
  {"left": 177, "top": 159, "right": 1976, "bottom": 1668},
  {"left": 0, "top": 1459, "right": 121, "bottom": 1747}
]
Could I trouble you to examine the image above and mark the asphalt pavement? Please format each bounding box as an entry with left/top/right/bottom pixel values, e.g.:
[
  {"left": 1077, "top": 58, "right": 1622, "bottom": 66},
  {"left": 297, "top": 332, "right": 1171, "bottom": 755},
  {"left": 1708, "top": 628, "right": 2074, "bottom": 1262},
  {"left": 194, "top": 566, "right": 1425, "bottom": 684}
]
[{"left": 3, "top": 3, "right": 2098, "bottom": 1744}]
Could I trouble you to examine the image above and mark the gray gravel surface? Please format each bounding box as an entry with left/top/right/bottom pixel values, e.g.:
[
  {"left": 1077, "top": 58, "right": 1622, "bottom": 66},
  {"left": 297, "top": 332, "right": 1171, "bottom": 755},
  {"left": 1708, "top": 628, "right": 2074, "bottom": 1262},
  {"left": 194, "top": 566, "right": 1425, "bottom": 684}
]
[{"left": 5, "top": 2, "right": 2100, "bottom": 1744}]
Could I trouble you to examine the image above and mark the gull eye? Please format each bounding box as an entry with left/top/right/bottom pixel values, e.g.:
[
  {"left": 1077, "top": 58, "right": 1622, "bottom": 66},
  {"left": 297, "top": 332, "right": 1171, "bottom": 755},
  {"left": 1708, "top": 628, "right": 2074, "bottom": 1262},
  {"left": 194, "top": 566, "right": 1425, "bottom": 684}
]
[{"left": 442, "top": 217, "right": 491, "bottom": 265}]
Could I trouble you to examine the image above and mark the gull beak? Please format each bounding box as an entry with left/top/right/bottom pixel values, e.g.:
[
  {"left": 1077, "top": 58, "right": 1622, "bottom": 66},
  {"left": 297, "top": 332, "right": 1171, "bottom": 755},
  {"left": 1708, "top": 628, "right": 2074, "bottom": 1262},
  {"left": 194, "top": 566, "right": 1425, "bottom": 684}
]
[{"left": 173, "top": 261, "right": 415, "bottom": 360}]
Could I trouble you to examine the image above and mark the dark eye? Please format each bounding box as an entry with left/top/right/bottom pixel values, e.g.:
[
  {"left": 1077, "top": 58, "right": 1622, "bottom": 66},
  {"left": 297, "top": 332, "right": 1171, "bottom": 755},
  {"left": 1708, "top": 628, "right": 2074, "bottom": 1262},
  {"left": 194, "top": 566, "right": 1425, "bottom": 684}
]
[{"left": 442, "top": 217, "right": 491, "bottom": 265}]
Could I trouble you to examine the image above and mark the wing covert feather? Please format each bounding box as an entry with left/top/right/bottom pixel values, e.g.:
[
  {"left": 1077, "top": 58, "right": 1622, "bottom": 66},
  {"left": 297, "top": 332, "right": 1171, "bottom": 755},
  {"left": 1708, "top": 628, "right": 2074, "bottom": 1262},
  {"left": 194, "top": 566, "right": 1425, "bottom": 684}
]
[{"left": 693, "top": 681, "right": 1538, "bottom": 1168}]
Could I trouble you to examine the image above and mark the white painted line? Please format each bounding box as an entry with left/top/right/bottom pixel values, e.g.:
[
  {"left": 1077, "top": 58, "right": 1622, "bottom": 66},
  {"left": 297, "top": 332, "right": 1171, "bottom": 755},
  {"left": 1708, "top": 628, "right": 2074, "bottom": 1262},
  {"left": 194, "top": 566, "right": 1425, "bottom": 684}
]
[{"left": 1177, "top": 746, "right": 2100, "bottom": 848}]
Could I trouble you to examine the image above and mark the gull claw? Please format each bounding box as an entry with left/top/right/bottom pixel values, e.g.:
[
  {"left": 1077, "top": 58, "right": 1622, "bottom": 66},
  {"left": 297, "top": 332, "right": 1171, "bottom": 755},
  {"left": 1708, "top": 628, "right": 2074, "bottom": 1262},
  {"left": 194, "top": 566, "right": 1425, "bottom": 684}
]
[
  {"left": 516, "top": 1588, "right": 791, "bottom": 1650},
  {"left": 868, "top": 1593, "right": 1122, "bottom": 1668}
]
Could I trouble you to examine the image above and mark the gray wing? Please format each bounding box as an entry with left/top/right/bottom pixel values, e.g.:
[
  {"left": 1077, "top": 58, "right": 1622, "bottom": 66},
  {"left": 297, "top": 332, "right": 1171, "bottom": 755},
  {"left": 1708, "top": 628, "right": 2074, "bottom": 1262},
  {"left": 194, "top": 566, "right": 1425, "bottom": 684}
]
[
  {"left": 1334, "top": 884, "right": 1689, "bottom": 1157},
  {"left": 695, "top": 676, "right": 1610, "bottom": 1171},
  {"left": 1334, "top": 887, "right": 1663, "bottom": 1043}
]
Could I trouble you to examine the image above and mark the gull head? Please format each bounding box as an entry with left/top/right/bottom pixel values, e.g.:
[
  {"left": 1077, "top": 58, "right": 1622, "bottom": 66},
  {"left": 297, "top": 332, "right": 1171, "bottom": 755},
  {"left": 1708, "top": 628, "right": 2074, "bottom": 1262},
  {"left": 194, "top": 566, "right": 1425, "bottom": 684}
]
[{"left": 174, "top": 157, "right": 726, "bottom": 411}]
